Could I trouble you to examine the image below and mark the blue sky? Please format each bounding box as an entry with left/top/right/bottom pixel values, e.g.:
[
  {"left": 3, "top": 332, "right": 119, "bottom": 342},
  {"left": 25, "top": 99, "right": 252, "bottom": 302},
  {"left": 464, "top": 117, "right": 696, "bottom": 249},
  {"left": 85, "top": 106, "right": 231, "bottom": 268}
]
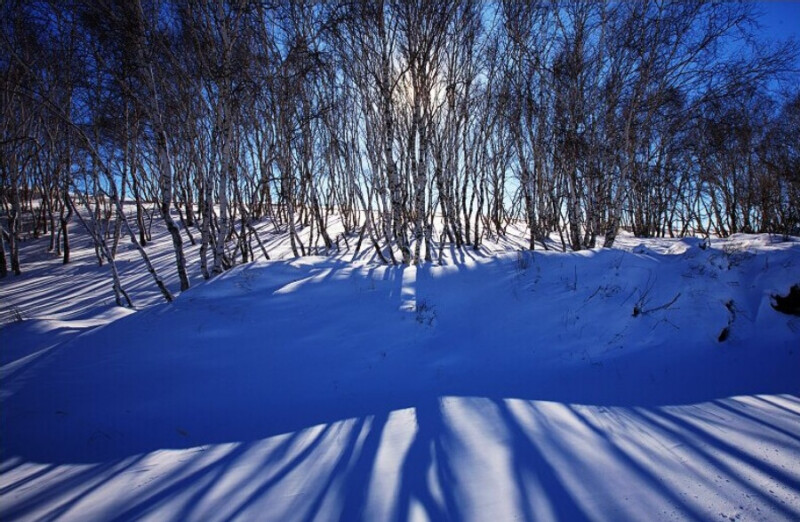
[
  {"left": 757, "top": 2, "right": 800, "bottom": 44},
  {"left": 755, "top": 2, "right": 800, "bottom": 88}
]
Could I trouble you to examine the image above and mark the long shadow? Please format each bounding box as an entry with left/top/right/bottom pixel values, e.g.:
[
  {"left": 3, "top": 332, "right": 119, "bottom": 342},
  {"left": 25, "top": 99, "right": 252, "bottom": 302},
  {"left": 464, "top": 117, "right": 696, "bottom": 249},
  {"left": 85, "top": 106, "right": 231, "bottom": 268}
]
[
  {"left": 647, "top": 408, "right": 800, "bottom": 518},
  {"left": 494, "top": 400, "right": 589, "bottom": 522},
  {"left": 0, "top": 464, "right": 57, "bottom": 497},
  {"left": 394, "top": 397, "right": 461, "bottom": 522},
  {"left": 751, "top": 395, "right": 800, "bottom": 417},
  {"left": 630, "top": 407, "right": 800, "bottom": 520},
  {"left": 221, "top": 424, "right": 335, "bottom": 520},
  {"left": 2, "top": 247, "right": 800, "bottom": 519},
  {"left": 41, "top": 457, "right": 144, "bottom": 521},
  {"left": 711, "top": 399, "right": 800, "bottom": 444},
  {"left": 2, "top": 458, "right": 141, "bottom": 521},
  {"left": 572, "top": 405, "right": 715, "bottom": 520},
  {"left": 108, "top": 444, "right": 255, "bottom": 522},
  {"left": 337, "top": 412, "right": 390, "bottom": 522},
  {"left": 292, "top": 418, "right": 368, "bottom": 522},
  {"left": 656, "top": 408, "right": 800, "bottom": 489}
]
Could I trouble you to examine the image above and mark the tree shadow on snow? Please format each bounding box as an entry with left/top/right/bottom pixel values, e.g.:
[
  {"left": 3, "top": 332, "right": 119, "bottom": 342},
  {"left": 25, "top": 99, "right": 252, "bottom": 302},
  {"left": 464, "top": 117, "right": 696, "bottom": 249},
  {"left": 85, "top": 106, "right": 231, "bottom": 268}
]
[{"left": 2, "top": 249, "right": 800, "bottom": 520}]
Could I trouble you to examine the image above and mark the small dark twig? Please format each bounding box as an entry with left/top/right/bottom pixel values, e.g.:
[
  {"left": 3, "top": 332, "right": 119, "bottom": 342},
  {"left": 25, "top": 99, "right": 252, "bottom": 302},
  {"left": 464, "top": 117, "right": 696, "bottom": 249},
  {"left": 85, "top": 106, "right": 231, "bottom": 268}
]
[{"left": 634, "top": 292, "right": 681, "bottom": 317}]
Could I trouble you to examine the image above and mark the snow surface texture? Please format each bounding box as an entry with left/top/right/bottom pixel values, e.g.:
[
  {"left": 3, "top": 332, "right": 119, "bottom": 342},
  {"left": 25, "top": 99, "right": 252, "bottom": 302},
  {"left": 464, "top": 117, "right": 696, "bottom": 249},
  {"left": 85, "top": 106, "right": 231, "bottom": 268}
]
[{"left": 1, "top": 221, "right": 800, "bottom": 521}]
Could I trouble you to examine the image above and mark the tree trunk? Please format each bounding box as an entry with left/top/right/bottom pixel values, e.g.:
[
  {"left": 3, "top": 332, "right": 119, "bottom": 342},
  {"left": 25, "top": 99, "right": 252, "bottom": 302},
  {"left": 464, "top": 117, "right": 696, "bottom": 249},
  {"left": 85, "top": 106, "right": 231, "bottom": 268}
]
[{"left": 157, "top": 131, "right": 190, "bottom": 291}]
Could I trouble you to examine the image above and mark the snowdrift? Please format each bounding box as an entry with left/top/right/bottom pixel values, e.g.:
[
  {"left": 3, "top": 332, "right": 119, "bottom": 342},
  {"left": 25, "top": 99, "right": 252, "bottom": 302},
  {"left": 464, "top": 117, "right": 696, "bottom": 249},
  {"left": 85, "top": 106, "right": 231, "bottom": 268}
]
[{"left": 1, "top": 234, "right": 799, "bottom": 521}]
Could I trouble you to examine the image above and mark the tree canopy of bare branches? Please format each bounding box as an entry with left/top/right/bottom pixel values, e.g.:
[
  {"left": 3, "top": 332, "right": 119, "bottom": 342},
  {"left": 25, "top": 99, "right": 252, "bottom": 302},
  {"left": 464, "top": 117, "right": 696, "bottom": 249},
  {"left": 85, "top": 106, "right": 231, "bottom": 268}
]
[{"left": 2, "top": 0, "right": 798, "bottom": 297}]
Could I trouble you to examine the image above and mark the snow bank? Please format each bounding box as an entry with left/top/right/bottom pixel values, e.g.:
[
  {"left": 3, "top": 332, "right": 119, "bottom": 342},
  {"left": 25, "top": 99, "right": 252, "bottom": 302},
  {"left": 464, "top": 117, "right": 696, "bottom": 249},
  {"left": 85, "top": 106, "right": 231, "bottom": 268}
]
[{"left": 1, "top": 232, "right": 799, "bottom": 521}]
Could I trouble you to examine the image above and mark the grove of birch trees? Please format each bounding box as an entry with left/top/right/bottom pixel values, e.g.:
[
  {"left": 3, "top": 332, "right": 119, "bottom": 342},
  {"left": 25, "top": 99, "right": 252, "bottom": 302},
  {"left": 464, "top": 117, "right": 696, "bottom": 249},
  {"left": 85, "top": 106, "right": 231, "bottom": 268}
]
[{"left": 2, "top": 1, "right": 799, "bottom": 297}]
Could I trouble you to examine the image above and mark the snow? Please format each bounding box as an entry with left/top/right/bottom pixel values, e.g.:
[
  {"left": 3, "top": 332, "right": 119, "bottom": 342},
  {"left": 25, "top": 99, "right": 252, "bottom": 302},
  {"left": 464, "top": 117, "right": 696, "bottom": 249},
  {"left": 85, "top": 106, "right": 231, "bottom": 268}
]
[{"left": 1, "top": 219, "right": 799, "bottom": 521}]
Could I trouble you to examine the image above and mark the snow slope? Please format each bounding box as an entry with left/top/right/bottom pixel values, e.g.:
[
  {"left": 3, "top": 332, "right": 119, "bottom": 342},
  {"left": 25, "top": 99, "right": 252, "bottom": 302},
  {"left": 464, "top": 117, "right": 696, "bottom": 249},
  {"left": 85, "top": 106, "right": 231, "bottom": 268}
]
[{"left": 1, "top": 228, "right": 800, "bottom": 521}]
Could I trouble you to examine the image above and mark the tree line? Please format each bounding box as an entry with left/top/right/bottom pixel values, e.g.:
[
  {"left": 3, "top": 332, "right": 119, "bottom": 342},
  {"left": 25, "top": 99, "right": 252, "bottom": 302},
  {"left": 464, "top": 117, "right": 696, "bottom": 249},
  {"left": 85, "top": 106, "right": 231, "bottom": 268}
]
[{"left": 2, "top": 0, "right": 798, "bottom": 303}]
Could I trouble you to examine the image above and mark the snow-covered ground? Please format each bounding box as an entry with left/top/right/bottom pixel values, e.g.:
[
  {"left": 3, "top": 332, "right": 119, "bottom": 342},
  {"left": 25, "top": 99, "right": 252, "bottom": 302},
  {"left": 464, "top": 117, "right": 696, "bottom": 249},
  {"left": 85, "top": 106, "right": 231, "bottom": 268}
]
[{"left": 1, "top": 217, "right": 799, "bottom": 521}]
